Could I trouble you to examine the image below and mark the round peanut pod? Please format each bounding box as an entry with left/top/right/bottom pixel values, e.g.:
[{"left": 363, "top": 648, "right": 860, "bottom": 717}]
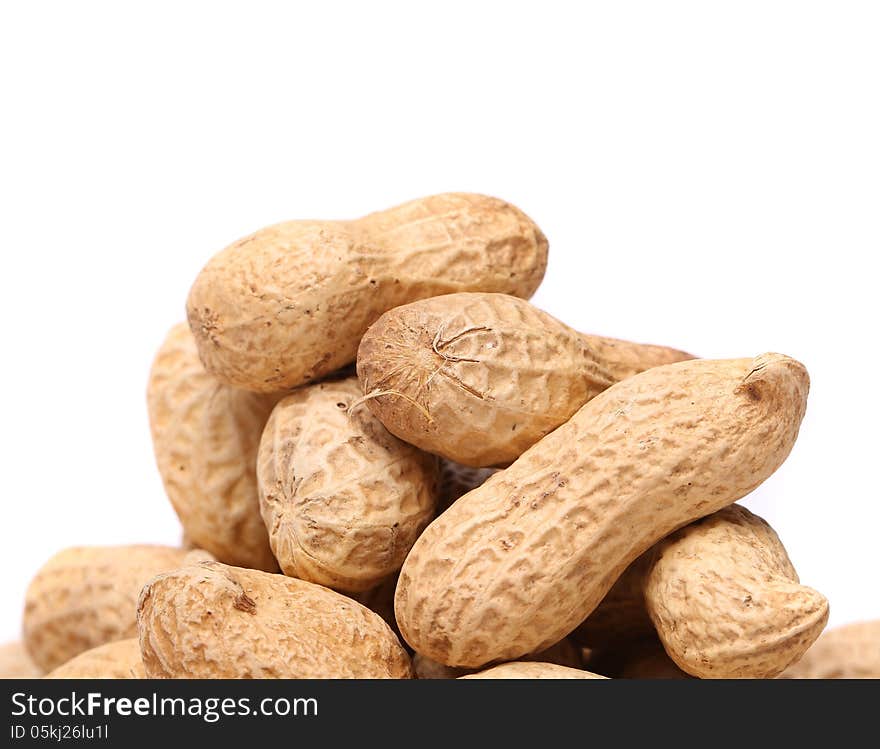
[
  {"left": 137, "top": 561, "right": 412, "bottom": 679},
  {"left": 23, "top": 546, "right": 205, "bottom": 672},
  {"left": 44, "top": 639, "right": 145, "bottom": 679},
  {"left": 460, "top": 663, "right": 606, "bottom": 679},
  {"left": 577, "top": 505, "right": 828, "bottom": 679},
  {"left": 187, "top": 193, "right": 549, "bottom": 393},
  {"left": 643, "top": 504, "right": 828, "bottom": 678},
  {"left": 413, "top": 637, "right": 582, "bottom": 679},
  {"left": 357, "top": 292, "right": 692, "bottom": 466},
  {"left": 148, "top": 323, "right": 280, "bottom": 571},
  {"left": 779, "top": 620, "right": 880, "bottom": 679},
  {"left": 257, "top": 378, "right": 438, "bottom": 593},
  {"left": 395, "top": 353, "right": 810, "bottom": 667},
  {"left": 0, "top": 641, "right": 42, "bottom": 679}
]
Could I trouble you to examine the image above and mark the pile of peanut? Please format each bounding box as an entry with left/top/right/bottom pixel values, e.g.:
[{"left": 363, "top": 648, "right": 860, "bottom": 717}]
[{"left": 3, "top": 193, "right": 876, "bottom": 680}]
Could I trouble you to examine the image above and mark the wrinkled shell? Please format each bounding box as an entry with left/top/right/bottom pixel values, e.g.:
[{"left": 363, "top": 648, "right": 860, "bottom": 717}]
[
  {"left": 583, "top": 334, "right": 692, "bottom": 382},
  {"left": 148, "top": 323, "right": 280, "bottom": 571},
  {"left": 23, "top": 546, "right": 201, "bottom": 672},
  {"left": 438, "top": 460, "right": 499, "bottom": 514},
  {"left": 258, "top": 378, "right": 438, "bottom": 592},
  {"left": 395, "top": 354, "right": 809, "bottom": 667},
  {"left": 0, "top": 641, "right": 42, "bottom": 679},
  {"left": 188, "top": 193, "right": 549, "bottom": 392},
  {"left": 413, "top": 637, "right": 582, "bottom": 679},
  {"left": 460, "top": 662, "right": 605, "bottom": 679},
  {"left": 44, "top": 639, "right": 145, "bottom": 679},
  {"left": 779, "top": 620, "right": 880, "bottom": 679},
  {"left": 138, "top": 562, "right": 411, "bottom": 679},
  {"left": 644, "top": 504, "right": 828, "bottom": 678},
  {"left": 358, "top": 293, "right": 614, "bottom": 466}
]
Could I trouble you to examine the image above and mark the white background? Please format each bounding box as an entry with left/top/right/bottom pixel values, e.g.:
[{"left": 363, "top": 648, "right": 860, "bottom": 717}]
[{"left": 1, "top": 2, "right": 877, "bottom": 644}]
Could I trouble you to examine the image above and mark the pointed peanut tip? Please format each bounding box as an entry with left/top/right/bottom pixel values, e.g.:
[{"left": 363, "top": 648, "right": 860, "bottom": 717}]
[{"left": 738, "top": 353, "right": 810, "bottom": 409}]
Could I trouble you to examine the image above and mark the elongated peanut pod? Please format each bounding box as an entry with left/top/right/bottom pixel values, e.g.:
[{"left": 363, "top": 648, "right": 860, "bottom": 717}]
[
  {"left": 460, "top": 662, "right": 606, "bottom": 679},
  {"left": 23, "top": 546, "right": 205, "bottom": 671},
  {"left": 0, "top": 642, "right": 42, "bottom": 679},
  {"left": 358, "top": 292, "right": 691, "bottom": 466},
  {"left": 779, "top": 620, "right": 880, "bottom": 679},
  {"left": 137, "top": 562, "right": 412, "bottom": 678},
  {"left": 257, "top": 378, "right": 438, "bottom": 592},
  {"left": 187, "top": 193, "right": 548, "bottom": 392},
  {"left": 44, "top": 639, "right": 145, "bottom": 679},
  {"left": 148, "top": 323, "right": 281, "bottom": 571},
  {"left": 581, "top": 334, "right": 693, "bottom": 381},
  {"left": 395, "top": 354, "right": 809, "bottom": 667}
]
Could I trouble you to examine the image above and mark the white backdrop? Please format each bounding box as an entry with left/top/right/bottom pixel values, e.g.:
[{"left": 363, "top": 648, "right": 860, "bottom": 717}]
[{"left": 1, "top": 2, "right": 877, "bottom": 644}]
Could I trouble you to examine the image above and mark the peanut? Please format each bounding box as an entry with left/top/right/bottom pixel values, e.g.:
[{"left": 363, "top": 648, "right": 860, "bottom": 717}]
[
  {"left": 257, "top": 378, "right": 438, "bottom": 592},
  {"left": 187, "top": 193, "right": 548, "bottom": 393},
  {"left": 23, "top": 545, "right": 204, "bottom": 671},
  {"left": 44, "top": 639, "right": 145, "bottom": 679},
  {"left": 357, "top": 292, "right": 691, "bottom": 466},
  {"left": 137, "top": 561, "right": 412, "bottom": 678},
  {"left": 148, "top": 323, "right": 280, "bottom": 571},
  {"left": 395, "top": 354, "right": 809, "bottom": 667},
  {"left": 460, "top": 662, "right": 605, "bottom": 679},
  {"left": 779, "top": 620, "right": 880, "bottom": 679},
  {"left": 577, "top": 504, "right": 828, "bottom": 678},
  {"left": 0, "top": 641, "right": 42, "bottom": 679}
]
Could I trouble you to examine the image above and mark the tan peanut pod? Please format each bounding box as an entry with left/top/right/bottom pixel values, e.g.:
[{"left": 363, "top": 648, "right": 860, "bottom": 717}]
[
  {"left": 584, "top": 334, "right": 693, "bottom": 382},
  {"left": 23, "top": 545, "right": 204, "bottom": 672},
  {"left": 137, "top": 562, "right": 412, "bottom": 679},
  {"left": 187, "top": 193, "right": 549, "bottom": 393},
  {"left": 577, "top": 505, "right": 828, "bottom": 678},
  {"left": 257, "top": 378, "right": 438, "bottom": 593},
  {"left": 395, "top": 353, "right": 810, "bottom": 667},
  {"left": 413, "top": 637, "right": 582, "bottom": 679},
  {"left": 437, "top": 460, "right": 499, "bottom": 514},
  {"left": 357, "top": 293, "right": 691, "bottom": 466},
  {"left": 461, "top": 663, "right": 606, "bottom": 679},
  {"left": 44, "top": 639, "right": 146, "bottom": 679},
  {"left": 779, "top": 621, "right": 880, "bottom": 679},
  {"left": 0, "top": 641, "right": 42, "bottom": 679},
  {"left": 148, "top": 323, "right": 280, "bottom": 571},
  {"left": 643, "top": 504, "right": 828, "bottom": 678}
]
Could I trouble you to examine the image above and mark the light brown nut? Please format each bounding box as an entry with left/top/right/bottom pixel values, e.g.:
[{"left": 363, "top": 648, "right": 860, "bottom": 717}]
[
  {"left": 137, "top": 562, "right": 412, "bottom": 679},
  {"left": 23, "top": 546, "right": 204, "bottom": 672},
  {"left": 577, "top": 505, "right": 828, "bottom": 679},
  {"left": 644, "top": 505, "right": 828, "bottom": 678},
  {"left": 0, "top": 641, "right": 42, "bottom": 679},
  {"left": 395, "top": 353, "right": 809, "bottom": 667},
  {"left": 44, "top": 639, "right": 146, "bottom": 679},
  {"left": 460, "top": 662, "right": 606, "bottom": 679},
  {"left": 257, "top": 378, "right": 438, "bottom": 593},
  {"left": 779, "top": 621, "right": 880, "bottom": 679},
  {"left": 358, "top": 293, "right": 615, "bottom": 467},
  {"left": 148, "top": 323, "right": 280, "bottom": 571},
  {"left": 437, "top": 460, "right": 499, "bottom": 514},
  {"left": 187, "top": 193, "right": 548, "bottom": 393},
  {"left": 358, "top": 293, "right": 694, "bottom": 467},
  {"left": 413, "top": 637, "right": 582, "bottom": 679},
  {"left": 582, "top": 334, "right": 693, "bottom": 382}
]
